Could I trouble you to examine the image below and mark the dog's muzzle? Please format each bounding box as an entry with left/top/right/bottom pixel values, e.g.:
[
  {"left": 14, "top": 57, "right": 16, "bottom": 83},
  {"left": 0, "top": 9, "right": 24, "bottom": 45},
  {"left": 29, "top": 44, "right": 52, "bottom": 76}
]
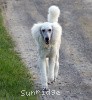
[{"left": 45, "top": 37, "right": 49, "bottom": 44}]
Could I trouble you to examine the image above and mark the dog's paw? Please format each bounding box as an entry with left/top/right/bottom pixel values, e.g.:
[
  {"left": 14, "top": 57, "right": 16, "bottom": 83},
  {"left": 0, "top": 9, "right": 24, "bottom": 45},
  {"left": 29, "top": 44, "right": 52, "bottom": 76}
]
[
  {"left": 48, "top": 78, "right": 55, "bottom": 85},
  {"left": 41, "top": 84, "right": 48, "bottom": 91},
  {"left": 42, "top": 88, "right": 49, "bottom": 91},
  {"left": 48, "top": 77, "right": 57, "bottom": 85}
]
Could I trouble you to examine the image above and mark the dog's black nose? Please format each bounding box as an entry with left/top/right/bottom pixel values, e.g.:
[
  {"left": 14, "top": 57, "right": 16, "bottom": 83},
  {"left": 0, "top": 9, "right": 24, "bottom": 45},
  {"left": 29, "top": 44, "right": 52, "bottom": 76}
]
[
  {"left": 45, "top": 37, "right": 49, "bottom": 44},
  {"left": 45, "top": 37, "right": 49, "bottom": 41}
]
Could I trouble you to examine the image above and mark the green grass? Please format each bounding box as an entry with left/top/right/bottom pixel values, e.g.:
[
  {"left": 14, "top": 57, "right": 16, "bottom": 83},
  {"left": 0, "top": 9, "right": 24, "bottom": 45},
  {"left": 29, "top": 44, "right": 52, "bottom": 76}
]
[{"left": 0, "top": 10, "right": 37, "bottom": 100}]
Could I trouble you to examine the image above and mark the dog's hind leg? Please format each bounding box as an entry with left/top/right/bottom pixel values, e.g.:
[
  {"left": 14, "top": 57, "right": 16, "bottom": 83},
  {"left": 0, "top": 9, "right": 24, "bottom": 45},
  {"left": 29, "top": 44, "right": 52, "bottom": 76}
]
[{"left": 54, "top": 52, "right": 59, "bottom": 80}]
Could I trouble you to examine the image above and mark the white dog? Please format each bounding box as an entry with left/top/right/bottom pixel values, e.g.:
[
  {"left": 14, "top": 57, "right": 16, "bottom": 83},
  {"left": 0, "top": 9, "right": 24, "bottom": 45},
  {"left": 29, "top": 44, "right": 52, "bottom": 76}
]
[{"left": 31, "top": 5, "right": 62, "bottom": 90}]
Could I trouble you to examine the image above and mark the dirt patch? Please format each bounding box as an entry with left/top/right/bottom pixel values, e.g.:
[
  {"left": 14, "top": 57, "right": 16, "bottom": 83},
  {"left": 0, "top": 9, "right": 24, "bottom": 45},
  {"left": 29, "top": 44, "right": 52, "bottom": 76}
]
[{"left": 80, "top": 17, "right": 92, "bottom": 39}]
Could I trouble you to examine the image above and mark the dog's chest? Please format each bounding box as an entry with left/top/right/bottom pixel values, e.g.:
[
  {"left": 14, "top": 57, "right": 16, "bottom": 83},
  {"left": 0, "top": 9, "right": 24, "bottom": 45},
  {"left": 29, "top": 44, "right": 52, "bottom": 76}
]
[
  {"left": 38, "top": 44, "right": 54, "bottom": 57},
  {"left": 45, "top": 45, "right": 53, "bottom": 57}
]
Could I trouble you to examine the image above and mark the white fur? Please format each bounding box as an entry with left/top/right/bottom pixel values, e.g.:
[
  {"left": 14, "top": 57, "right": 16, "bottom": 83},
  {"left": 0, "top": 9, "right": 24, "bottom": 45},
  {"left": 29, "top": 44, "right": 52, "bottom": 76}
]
[
  {"left": 48, "top": 5, "right": 60, "bottom": 22},
  {"left": 31, "top": 5, "right": 62, "bottom": 89}
]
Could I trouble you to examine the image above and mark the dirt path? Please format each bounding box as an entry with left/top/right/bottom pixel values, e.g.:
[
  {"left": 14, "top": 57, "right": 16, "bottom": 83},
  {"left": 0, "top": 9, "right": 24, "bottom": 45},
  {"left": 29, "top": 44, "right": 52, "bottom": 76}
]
[{"left": 3, "top": 0, "right": 92, "bottom": 100}]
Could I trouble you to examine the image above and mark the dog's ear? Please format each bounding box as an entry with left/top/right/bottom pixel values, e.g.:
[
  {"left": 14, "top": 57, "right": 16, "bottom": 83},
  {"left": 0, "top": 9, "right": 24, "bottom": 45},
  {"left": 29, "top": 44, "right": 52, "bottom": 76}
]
[
  {"left": 51, "top": 23, "right": 62, "bottom": 43},
  {"left": 31, "top": 23, "right": 42, "bottom": 43}
]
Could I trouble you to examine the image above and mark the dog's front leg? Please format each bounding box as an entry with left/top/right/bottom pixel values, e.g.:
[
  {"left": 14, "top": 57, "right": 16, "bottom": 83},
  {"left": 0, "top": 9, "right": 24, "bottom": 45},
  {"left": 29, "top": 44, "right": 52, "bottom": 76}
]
[
  {"left": 48, "top": 56, "right": 56, "bottom": 83},
  {"left": 38, "top": 57, "right": 48, "bottom": 90}
]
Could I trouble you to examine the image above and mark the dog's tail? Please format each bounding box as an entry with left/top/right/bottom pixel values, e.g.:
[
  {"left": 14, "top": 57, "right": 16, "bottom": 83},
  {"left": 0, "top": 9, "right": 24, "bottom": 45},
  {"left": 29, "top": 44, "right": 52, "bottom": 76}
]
[{"left": 47, "top": 5, "right": 60, "bottom": 23}]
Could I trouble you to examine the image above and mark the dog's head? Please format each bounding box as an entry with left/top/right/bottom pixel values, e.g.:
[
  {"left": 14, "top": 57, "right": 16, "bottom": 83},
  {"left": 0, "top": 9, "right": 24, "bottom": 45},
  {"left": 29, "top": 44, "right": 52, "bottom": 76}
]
[
  {"left": 40, "top": 22, "right": 53, "bottom": 45},
  {"left": 31, "top": 22, "right": 62, "bottom": 46}
]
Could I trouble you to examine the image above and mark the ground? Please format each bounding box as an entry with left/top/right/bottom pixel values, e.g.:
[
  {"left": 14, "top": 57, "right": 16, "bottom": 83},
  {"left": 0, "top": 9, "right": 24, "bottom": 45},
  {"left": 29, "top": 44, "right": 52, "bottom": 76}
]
[{"left": 2, "top": 0, "right": 92, "bottom": 100}]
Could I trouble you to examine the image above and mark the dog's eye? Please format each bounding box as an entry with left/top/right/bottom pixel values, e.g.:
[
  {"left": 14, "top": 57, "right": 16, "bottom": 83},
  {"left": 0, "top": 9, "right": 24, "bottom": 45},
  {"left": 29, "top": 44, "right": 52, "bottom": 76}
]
[
  {"left": 48, "top": 29, "right": 51, "bottom": 32},
  {"left": 42, "top": 29, "right": 45, "bottom": 33}
]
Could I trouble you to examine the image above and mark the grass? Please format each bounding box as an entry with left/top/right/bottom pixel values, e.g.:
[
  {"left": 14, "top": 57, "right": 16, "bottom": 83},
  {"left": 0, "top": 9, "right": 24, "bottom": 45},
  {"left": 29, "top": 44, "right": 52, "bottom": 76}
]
[{"left": 0, "top": 9, "right": 37, "bottom": 100}]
